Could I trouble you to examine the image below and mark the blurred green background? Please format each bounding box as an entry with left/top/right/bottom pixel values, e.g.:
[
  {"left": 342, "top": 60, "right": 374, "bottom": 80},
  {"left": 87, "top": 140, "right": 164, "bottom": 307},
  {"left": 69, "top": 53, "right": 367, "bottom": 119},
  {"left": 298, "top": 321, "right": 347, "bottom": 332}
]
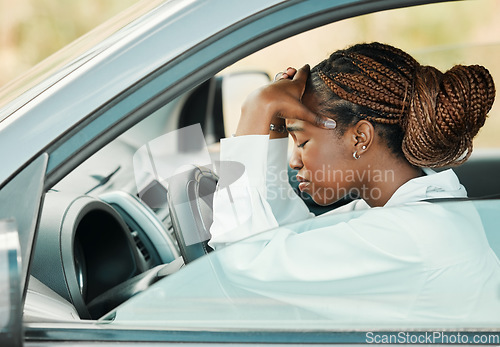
[{"left": 0, "top": 0, "right": 138, "bottom": 87}]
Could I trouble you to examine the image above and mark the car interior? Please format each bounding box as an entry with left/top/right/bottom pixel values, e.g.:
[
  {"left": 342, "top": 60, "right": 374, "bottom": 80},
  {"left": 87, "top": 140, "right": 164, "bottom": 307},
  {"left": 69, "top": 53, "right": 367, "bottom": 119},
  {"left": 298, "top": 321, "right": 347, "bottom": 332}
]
[{"left": 23, "top": 0, "right": 500, "bottom": 325}]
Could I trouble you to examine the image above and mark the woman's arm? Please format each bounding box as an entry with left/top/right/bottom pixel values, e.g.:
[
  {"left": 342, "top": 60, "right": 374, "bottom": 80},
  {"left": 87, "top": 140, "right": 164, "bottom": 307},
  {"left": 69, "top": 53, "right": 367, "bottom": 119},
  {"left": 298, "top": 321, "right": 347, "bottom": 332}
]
[
  {"left": 209, "top": 135, "right": 312, "bottom": 249},
  {"left": 235, "top": 65, "right": 332, "bottom": 137},
  {"left": 209, "top": 66, "right": 334, "bottom": 249}
]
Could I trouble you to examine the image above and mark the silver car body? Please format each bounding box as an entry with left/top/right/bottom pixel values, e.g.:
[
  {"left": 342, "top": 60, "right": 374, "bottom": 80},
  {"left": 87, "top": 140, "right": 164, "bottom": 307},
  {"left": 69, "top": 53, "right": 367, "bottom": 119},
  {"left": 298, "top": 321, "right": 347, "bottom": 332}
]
[{"left": 1, "top": 0, "right": 498, "bottom": 345}]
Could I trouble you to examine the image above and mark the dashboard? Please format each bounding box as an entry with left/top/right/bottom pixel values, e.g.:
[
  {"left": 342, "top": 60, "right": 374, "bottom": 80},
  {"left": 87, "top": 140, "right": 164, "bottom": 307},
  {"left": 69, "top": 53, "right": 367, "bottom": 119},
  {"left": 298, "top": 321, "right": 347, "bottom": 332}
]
[
  {"left": 29, "top": 188, "right": 180, "bottom": 320},
  {"left": 24, "top": 80, "right": 219, "bottom": 322}
]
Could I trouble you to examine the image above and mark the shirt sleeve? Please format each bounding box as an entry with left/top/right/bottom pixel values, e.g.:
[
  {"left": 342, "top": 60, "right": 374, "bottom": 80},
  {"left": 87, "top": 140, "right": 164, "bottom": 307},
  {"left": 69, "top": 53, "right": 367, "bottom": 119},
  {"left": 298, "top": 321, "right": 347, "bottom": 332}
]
[
  {"left": 209, "top": 135, "right": 312, "bottom": 249},
  {"left": 213, "top": 209, "right": 425, "bottom": 322}
]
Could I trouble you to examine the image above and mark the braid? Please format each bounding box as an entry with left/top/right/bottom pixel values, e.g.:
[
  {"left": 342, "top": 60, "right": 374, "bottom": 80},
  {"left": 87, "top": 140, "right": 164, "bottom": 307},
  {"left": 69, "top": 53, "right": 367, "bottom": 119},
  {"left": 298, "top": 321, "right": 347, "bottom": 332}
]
[
  {"left": 349, "top": 53, "right": 411, "bottom": 95},
  {"left": 403, "top": 64, "right": 495, "bottom": 167},
  {"left": 315, "top": 48, "right": 417, "bottom": 142},
  {"left": 311, "top": 42, "right": 495, "bottom": 167},
  {"left": 319, "top": 70, "right": 407, "bottom": 120}
]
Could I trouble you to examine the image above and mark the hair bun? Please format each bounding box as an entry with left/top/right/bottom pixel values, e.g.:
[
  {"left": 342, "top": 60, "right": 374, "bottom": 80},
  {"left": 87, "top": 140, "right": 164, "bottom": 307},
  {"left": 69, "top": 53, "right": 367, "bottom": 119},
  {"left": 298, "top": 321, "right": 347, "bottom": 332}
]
[{"left": 402, "top": 64, "right": 495, "bottom": 167}]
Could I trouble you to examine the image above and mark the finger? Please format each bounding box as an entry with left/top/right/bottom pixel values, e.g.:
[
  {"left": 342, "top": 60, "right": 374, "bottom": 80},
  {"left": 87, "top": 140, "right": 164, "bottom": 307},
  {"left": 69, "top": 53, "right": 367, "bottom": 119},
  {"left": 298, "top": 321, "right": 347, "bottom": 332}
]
[
  {"left": 285, "top": 67, "right": 297, "bottom": 77},
  {"left": 277, "top": 101, "right": 337, "bottom": 130},
  {"left": 292, "top": 64, "right": 310, "bottom": 84},
  {"left": 274, "top": 67, "right": 297, "bottom": 82},
  {"left": 280, "top": 72, "right": 291, "bottom": 80},
  {"left": 273, "top": 71, "right": 286, "bottom": 82},
  {"left": 290, "top": 64, "right": 311, "bottom": 101}
]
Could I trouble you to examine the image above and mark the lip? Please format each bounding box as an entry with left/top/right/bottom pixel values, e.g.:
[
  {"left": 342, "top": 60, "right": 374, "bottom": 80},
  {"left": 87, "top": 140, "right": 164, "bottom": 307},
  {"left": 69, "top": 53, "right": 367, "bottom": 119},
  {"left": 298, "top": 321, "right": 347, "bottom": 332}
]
[
  {"left": 296, "top": 175, "right": 310, "bottom": 192},
  {"left": 298, "top": 182, "right": 310, "bottom": 192}
]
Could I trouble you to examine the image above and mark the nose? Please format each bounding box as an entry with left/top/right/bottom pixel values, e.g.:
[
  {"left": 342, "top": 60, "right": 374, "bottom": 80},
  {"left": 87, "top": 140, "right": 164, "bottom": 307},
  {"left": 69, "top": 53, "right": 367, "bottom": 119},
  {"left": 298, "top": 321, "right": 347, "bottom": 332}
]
[{"left": 289, "top": 146, "right": 303, "bottom": 171}]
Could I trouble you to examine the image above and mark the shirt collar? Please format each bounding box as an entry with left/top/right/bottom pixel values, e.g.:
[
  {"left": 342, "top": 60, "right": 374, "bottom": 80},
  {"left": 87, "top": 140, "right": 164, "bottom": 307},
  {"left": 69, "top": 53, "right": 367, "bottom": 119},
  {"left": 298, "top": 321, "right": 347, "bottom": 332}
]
[{"left": 385, "top": 168, "right": 467, "bottom": 207}]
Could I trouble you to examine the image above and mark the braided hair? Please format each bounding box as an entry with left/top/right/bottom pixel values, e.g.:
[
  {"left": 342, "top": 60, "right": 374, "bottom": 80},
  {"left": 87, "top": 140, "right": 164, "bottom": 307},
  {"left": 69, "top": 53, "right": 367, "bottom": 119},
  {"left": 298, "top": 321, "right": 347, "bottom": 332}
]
[{"left": 310, "top": 42, "right": 496, "bottom": 167}]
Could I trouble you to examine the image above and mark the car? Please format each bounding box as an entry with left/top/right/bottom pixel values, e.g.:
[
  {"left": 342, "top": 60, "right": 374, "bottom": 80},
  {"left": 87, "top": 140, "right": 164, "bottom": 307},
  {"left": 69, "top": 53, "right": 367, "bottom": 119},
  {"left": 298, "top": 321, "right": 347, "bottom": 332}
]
[{"left": 1, "top": 0, "right": 500, "bottom": 345}]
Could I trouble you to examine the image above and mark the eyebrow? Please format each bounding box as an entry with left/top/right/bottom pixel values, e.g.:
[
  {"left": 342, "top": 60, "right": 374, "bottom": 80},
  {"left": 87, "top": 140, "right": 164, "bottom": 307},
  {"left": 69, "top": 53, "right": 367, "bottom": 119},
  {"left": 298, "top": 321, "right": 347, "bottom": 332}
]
[{"left": 286, "top": 125, "right": 304, "bottom": 132}]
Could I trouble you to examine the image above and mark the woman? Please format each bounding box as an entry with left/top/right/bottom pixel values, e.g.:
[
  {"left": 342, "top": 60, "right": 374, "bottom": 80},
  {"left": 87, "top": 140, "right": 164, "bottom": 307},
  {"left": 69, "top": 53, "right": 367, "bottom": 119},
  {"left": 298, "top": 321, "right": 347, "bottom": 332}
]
[{"left": 209, "top": 43, "right": 500, "bottom": 324}]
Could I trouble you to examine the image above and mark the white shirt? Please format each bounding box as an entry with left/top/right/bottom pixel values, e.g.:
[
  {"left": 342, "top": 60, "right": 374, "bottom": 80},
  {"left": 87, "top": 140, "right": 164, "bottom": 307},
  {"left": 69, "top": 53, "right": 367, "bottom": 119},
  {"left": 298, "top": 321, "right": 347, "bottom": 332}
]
[{"left": 209, "top": 135, "right": 500, "bottom": 325}]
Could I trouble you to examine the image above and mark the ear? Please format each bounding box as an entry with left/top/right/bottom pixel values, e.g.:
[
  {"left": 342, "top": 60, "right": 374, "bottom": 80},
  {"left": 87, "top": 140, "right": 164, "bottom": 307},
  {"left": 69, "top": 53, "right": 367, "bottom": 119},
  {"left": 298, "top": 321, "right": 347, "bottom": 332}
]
[{"left": 351, "top": 120, "right": 374, "bottom": 155}]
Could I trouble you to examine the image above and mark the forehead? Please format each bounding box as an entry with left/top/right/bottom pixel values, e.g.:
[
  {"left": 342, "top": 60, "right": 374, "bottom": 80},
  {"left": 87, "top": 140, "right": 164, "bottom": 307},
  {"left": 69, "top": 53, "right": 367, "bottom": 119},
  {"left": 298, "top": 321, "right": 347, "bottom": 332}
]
[{"left": 286, "top": 119, "right": 327, "bottom": 137}]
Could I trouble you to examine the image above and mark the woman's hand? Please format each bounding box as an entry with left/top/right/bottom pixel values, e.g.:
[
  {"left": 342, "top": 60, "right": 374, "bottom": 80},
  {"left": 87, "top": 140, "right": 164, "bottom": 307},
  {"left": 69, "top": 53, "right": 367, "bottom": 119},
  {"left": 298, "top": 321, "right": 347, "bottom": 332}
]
[{"left": 235, "top": 65, "right": 335, "bottom": 138}]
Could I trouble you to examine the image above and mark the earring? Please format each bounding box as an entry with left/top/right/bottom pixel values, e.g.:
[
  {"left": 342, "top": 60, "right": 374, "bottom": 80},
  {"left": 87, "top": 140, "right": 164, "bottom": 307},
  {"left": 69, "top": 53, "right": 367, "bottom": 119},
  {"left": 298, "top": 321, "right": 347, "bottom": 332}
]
[
  {"left": 362, "top": 145, "right": 367, "bottom": 150},
  {"left": 353, "top": 151, "right": 360, "bottom": 160}
]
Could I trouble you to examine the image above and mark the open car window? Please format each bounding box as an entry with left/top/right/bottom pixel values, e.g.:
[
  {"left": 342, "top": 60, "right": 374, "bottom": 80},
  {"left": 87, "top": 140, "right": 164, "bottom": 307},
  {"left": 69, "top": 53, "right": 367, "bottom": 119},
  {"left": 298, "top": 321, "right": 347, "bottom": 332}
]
[{"left": 54, "top": 0, "right": 500, "bottom": 197}]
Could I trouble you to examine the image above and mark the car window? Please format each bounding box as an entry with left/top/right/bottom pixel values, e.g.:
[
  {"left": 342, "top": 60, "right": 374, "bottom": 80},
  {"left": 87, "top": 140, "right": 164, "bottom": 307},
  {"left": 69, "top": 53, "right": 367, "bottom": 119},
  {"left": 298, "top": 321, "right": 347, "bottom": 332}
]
[
  {"left": 106, "top": 199, "right": 500, "bottom": 330},
  {"left": 220, "top": 0, "right": 500, "bottom": 148},
  {"left": 55, "top": 0, "right": 500, "bottom": 197}
]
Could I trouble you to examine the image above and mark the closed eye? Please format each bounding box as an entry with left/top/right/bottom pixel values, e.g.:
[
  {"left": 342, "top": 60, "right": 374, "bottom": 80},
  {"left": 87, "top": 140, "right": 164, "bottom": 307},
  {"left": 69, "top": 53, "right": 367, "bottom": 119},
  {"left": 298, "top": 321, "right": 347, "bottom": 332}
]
[{"left": 297, "top": 140, "right": 309, "bottom": 148}]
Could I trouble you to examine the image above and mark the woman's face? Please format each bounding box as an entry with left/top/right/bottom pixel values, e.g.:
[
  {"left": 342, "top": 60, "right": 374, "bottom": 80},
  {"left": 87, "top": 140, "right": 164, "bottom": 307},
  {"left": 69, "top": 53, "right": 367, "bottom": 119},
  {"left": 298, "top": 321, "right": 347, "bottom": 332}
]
[{"left": 286, "top": 91, "right": 357, "bottom": 206}]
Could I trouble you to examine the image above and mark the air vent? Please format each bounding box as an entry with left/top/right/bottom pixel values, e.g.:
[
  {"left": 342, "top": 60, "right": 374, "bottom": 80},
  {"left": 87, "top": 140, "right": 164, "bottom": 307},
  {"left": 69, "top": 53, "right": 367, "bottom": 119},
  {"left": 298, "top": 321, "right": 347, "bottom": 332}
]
[{"left": 130, "top": 230, "right": 151, "bottom": 262}]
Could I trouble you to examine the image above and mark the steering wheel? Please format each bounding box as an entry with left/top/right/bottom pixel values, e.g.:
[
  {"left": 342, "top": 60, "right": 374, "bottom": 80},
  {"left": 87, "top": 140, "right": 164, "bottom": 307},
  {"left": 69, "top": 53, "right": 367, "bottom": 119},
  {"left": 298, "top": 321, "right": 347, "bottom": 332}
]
[
  {"left": 166, "top": 165, "right": 218, "bottom": 264},
  {"left": 75, "top": 166, "right": 218, "bottom": 318}
]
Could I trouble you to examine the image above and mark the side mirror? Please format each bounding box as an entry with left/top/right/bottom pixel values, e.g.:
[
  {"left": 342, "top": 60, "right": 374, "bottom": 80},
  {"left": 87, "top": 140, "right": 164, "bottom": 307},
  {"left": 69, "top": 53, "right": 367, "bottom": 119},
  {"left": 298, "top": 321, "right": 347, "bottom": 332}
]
[{"left": 0, "top": 219, "right": 23, "bottom": 347}]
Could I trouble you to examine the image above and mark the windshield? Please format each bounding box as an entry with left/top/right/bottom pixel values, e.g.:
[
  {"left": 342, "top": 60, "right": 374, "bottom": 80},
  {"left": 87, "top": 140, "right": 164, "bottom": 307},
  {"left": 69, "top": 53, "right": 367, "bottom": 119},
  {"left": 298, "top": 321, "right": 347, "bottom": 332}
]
[
  {"left": 0, "top": 0, "right": 166, "bottom": 119},
  {"left": 105, "top": 199, "right": 500, "bottom": 330}
]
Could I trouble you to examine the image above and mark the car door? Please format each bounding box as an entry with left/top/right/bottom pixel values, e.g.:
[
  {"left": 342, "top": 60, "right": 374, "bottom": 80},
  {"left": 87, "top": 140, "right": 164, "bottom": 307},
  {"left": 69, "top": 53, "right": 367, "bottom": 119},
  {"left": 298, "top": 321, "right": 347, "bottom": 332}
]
[{"left": 4, "top": 0, "right": 499, "bottom": 345}]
